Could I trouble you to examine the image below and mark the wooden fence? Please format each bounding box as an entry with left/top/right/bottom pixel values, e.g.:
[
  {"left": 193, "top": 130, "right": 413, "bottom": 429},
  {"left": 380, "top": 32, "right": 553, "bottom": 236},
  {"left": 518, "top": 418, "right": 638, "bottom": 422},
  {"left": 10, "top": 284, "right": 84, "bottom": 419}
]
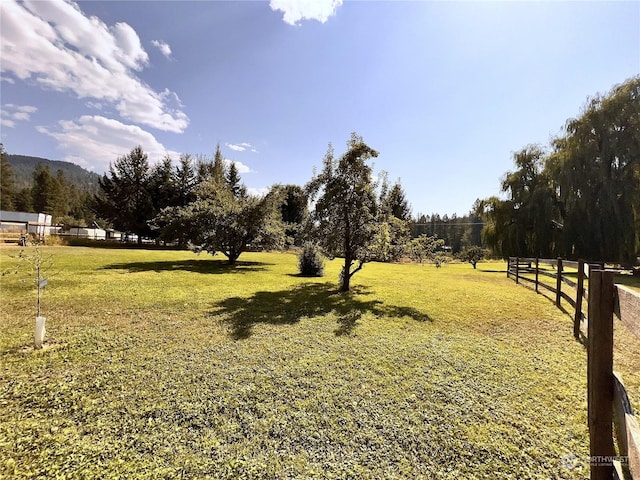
[{"left": 508, "top": 257, "right": 640, "bottom": 480}]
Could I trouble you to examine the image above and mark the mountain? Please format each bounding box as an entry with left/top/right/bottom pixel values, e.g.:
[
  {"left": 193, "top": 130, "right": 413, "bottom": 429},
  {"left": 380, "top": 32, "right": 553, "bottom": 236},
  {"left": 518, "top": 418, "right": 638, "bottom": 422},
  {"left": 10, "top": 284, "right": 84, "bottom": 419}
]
[{"left": 7, "top": 154, "right": 101, "bottom": 193}]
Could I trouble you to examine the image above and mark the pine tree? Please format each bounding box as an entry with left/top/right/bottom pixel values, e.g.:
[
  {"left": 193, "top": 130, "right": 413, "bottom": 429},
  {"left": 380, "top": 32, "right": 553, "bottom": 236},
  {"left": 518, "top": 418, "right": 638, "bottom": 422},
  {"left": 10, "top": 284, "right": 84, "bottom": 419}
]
[
  {"left": 0, "top": 144, "right": 16, "bottom": 210},
  {"left": 31, "top": 164, "right": 55, "bottom": 213},
  {"left": 226, "top": 161, "right": 246, "bottom": 198},
  {"left": 94, "top": 146, "right": 153, "bottom": 244}
]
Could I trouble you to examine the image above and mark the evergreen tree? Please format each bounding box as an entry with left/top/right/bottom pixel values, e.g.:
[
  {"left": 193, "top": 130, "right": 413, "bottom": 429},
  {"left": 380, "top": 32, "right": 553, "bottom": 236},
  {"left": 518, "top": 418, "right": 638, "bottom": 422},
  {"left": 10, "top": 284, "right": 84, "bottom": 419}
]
[
  {"left": 94, "top": 146, "right": 154, "bottom": 244},
  {"left": 13, "top": 187, "right": 33, "bottom": 212},
  {"left": 149, "top": 156, "right": 176, "bottom": 213},
  {"left": 0, "top": 144, "right": 16, "bottom": 210},
  {"left": 174, "top": 154, "right": 197, "bottom": 207},
  {"left": 269, "top": 184, "right": 308, "bottom": 246},
  {"left": 373, "top": 175, "right": 411, "bottom": 262},
  {"left": 226, "top": 161, "right": 246, "bottom": 198},
  {"left": 385, "top": 180, "right": 411, "bottom": 221},
  {"left": 31, "top": 164, "right": 55, "bottom": 214},
  {"left": 50, "top": 169, "right": 70, "bottom": 218},
  {"left": 212, "top": 144, "right": 226, "bottom": 184}
]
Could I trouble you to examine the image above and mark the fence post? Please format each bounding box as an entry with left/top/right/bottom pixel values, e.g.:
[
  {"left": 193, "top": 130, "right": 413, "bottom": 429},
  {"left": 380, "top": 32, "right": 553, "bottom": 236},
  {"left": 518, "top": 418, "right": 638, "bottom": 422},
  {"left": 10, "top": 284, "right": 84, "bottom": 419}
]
[
  {"left": 515, "top": 257, "right": 520, "bottom": 284},
  {"left": 574, "top": 259, "right": 585, "bottom": 339},
  {"left": 587, "top": 269, "right": 615, "bottom": 480},
  {"left": 556, "top": 258, "right": 563, "bottom": 307},
  {"left": 535, "top": 258, "right": 539, "bottom": 293},
  {"left": 507, "top": 257, "right": 511, "bottom": 279}
]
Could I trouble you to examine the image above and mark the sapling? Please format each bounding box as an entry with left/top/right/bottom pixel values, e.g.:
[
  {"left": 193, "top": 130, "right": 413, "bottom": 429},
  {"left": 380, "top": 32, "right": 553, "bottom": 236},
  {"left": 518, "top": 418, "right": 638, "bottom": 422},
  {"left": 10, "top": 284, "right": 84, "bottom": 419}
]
[{"left": 3, "top": 242, "right": 54, "bottom": 349}]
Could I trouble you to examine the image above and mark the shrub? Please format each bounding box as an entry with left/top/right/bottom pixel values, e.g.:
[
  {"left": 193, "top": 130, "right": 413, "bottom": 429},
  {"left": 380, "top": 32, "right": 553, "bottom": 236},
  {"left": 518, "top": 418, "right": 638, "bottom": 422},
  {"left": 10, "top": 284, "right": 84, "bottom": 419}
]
[
  {"left": 298, "top": 242, "right": 325, "bottom": 277},
  {"left": 44, "top": 234, "right": 67, "bottom": 246}
]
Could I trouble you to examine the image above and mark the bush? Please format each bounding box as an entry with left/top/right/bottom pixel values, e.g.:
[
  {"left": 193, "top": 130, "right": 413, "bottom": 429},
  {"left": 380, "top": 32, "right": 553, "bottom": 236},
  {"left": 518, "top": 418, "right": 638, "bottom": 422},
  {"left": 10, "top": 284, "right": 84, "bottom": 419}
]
[
  {"left": 298, "top": 242, "right": 325, "bottom": 277},
  {"left": 44, "top": 234, "right": 67, "bottom": 246}
]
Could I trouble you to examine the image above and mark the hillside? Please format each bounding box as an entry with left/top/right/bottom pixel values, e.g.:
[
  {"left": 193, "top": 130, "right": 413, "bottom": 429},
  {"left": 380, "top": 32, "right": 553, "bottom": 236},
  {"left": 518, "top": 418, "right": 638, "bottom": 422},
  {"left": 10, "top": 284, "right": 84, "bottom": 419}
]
[{"left": 7, "top": 154, "right": 101, "bottom": 193}]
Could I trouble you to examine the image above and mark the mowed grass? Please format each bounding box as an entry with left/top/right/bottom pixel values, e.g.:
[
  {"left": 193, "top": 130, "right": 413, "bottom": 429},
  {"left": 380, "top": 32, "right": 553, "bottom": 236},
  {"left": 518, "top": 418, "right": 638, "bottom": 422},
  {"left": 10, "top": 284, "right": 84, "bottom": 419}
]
[
  {"left": 0, "top": 246, "right": 593, "bottom": 479},
  {"left": 512, "top": 263, "right": 640, "bottom": 417}
]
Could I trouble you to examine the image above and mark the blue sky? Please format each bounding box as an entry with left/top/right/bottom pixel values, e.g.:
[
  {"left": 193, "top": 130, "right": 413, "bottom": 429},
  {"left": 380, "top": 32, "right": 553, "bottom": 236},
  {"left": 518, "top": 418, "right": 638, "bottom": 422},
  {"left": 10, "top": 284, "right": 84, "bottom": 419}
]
[{"left": 1, "top": 0, "right": 638, "bottom": 216}]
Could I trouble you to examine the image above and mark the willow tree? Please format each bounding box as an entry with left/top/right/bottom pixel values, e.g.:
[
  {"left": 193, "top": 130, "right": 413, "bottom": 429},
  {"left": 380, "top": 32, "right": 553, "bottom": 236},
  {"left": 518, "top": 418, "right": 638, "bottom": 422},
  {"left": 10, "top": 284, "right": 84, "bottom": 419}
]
[
  {"left": 480, "top": 77, "right": 640, "bottom": 263},
  {"left": 546, "top": 77, "right": 640, "bottom": 264},
  {"left": 306, "top": 133, "right": 379, "bottom": 292},
  {"left": 479, "top": 145, "right": 558, "bottom": 258}
]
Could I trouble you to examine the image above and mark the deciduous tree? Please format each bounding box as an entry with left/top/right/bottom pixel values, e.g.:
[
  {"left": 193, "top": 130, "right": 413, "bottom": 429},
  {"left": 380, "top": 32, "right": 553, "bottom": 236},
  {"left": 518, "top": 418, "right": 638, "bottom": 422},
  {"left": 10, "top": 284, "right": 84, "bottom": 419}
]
[
  {"left": 407, "top": 234, "right": 445, "bottom": 264},
  {"left": 306, "top": 133, "right": 379, "bottom": 292},
  {"left": 154, "top": 163, "right": 284, "bottom": 264},
  {"left": 458, "top": 245, "right": 486, "bottom": 269},
  {"left": 479, "top": 77, "right": 640, "bottom": 264},
  {"left": 547, "top": 77, "right": 640, "bottom": 264},
  {"left": 479, "top": 146, "right": 558, "bottom": 258}
]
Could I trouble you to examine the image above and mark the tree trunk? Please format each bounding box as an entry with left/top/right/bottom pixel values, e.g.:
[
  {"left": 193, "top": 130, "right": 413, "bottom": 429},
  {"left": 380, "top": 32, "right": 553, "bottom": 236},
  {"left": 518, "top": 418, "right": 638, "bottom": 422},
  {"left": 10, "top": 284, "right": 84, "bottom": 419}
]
[
  {"left": 341, "top": 208, "right": 352, "bottom": 292},
  {"left": 227, "top": 251, "right": 239, "bottom": 265},
  {"left": 340, "top": 256, "right": 351, "bottom": 292}
]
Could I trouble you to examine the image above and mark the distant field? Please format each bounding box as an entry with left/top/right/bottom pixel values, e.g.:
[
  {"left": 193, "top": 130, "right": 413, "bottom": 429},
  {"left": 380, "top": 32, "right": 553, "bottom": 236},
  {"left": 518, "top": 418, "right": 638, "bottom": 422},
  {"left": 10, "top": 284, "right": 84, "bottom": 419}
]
[{"left": 0, "top": 246, "right": 613, "bottom": 478}]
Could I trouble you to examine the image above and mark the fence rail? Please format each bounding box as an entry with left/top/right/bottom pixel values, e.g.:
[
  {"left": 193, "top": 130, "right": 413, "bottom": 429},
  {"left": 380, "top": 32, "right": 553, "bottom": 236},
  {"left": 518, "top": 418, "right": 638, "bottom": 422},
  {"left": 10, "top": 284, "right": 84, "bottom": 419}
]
[{"left": 508, "top": 257, "right": 640, "bottom": 480}]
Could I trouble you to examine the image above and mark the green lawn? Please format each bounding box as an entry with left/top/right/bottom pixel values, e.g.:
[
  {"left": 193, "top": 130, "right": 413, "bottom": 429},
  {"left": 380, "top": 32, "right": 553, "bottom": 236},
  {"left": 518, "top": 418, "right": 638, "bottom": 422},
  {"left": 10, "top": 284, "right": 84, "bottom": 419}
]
[
  {"left": 509, "top": 261, "right": 640, "bottom": 421},
  {"left": 0, "top": 246, "right": 595, "bottom": 478}
]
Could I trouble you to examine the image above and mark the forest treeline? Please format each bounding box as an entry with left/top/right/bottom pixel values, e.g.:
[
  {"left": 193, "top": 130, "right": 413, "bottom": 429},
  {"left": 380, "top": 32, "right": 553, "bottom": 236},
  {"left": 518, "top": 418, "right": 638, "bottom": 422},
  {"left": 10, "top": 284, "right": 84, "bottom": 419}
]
[
  {"left": 1, "top": 76, "right": 638, "bottom": 266},
  {"left": 0, "top": 151, "right": 97, "bottom": 226},
  {"left": 1, "top": 142, "right": 481, "bottom": 257}
]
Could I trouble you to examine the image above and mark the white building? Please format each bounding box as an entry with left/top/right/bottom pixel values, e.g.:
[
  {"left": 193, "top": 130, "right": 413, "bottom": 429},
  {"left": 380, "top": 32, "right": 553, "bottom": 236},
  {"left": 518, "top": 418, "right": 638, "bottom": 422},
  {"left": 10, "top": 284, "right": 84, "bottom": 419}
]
[
  {"left": 67, "top": 227, "right": 107, "bottom": 240},
  {"left": 0, "top": 210, "right": 57, "bottom": 239}
]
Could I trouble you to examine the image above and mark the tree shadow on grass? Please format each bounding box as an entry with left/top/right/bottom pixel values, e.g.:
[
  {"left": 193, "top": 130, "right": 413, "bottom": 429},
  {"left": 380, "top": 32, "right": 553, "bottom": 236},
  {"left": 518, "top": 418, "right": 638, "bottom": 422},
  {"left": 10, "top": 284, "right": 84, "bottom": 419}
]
[
  {"left": 515, "top": 278, "right": 575, "bottom": 319},
  {"left": 101, "top": 259, "right": 269, "bottom": 274},
  {"left": 209, "top": 282, "right": 433, "bottom": 340},
  {"left": 478, "top": 267, "right": 508, "bottom": 274}
]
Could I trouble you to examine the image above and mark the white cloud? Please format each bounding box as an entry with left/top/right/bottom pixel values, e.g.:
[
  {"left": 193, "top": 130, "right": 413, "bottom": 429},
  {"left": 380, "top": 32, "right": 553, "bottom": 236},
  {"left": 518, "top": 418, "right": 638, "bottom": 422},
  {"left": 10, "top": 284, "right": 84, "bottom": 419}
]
[
  {"left": 151, "top": 40, "right": 172, "bottom": 59},
  {"left": 1, "top": 104, "right": 38, "bottom": 126},
  {"left": 85, "top": 101, "right": 104, "bottom": 110},
  {"left": 13, "top": 112, "right": 31, "bottom": 121},
  {"left": 226, "top": 143, "right": 246, "bottom": 152},
  {"left": 11, "top": 105, "right": 38, "bottom": 114},
  {"left": 224, "top": 158, "right": 253, "bottom": 174},
  {"left": 270, "top": 0, "right": 342, "bottom": 26},
  {"left": 0, "top": 0, "right": 188, "bottom": 133},
  {"left": 225, "top": 142, "right": 257, "bottom": 153},
  {"left": 247, "top": 187, "right": 270, "bottom": 197},
  {"left": 37, "top": 115, "right": 180, "bottom": 172}
]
